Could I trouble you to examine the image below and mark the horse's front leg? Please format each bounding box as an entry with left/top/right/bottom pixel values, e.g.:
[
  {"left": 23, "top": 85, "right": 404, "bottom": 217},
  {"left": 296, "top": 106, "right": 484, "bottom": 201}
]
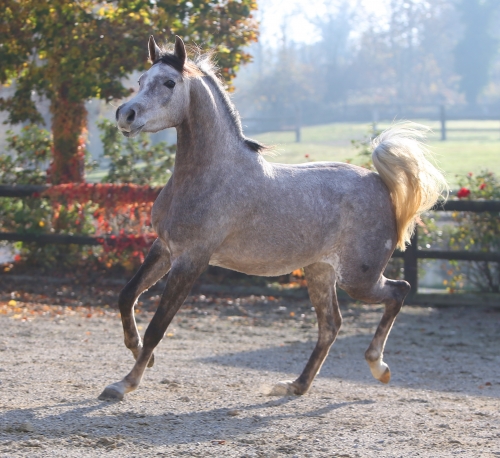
[
  {"left": 99, "top": 252, "right": 208, "bottom": 401},
  {"left": 118, "top": 239, "right": 171, "bottom": 367}
]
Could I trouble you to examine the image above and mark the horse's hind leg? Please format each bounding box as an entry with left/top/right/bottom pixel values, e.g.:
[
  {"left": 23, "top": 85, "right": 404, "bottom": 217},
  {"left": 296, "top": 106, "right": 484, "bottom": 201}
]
[
  {"left": 345, "top": 277, "right": 410, "bottom": 383},
  {"left": 118, "top": 239, "right": 171, "bottom": 366},
  {"left": 271, "top": 262, "right": 341, "bottom": 396}
]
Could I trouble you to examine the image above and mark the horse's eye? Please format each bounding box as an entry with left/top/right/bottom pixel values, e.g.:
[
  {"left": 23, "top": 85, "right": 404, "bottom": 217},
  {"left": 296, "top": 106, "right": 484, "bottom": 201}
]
[{"left": 164, "top": 80, "right": 176, "bottom": 89}]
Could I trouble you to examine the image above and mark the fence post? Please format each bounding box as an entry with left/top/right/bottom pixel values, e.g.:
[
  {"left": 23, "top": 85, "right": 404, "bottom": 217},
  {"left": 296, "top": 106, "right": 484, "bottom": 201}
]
[
  {"left": 404, "top": 228, "right": 418, "bottom": 295},
  {"left": 295, "top": 106, "right": 301, "bottom": 143},
  {"left": 440, "top": 104, "right": 446, "bottom": 141},
  {"left": 372, "top": 108, "right": 379, "bottom": 134}
]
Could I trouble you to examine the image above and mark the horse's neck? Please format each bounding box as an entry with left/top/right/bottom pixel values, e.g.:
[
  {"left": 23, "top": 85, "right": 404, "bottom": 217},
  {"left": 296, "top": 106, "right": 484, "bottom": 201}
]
[{"left": 174, "top": 77, "right": 241, "bottom": 173}]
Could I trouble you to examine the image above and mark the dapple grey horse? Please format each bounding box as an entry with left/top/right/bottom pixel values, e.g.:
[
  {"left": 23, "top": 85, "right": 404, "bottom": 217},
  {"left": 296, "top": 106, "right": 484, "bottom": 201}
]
[{"left": 99, "top": 36, "right": 447, "bottom": 401}]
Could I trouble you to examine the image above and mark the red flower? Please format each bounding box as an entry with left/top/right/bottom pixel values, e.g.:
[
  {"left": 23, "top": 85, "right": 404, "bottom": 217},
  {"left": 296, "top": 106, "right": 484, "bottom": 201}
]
[
  {"left": 479, "top": 183, "right": 486, "bottom": 190},
  {"left": 14, "top": 254, "right": 22, "bottom": 262},
  {"left": 456, "top": 187, "right": 470, "bottom": 198},
  {"left": 468, "top": 172, "right": 473, "bottom": 177}
]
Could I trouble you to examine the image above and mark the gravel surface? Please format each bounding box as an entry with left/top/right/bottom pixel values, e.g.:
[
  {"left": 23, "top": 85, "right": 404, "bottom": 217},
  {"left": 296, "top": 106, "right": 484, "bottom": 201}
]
[{"left": 0, "top": 289, "right": 499, "bottom": 457}]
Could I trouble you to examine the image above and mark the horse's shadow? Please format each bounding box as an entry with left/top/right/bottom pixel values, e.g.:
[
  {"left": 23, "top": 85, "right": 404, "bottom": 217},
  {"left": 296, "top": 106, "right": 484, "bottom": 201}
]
[
  {"left": 196, "top": 306, "right": 500, "bottom": 398},
  {"left": 0, "top": 397, "right": 374, "bottom": 447},
  {"left": 1, "top": 306, "right": 496, "bottom": 449}
]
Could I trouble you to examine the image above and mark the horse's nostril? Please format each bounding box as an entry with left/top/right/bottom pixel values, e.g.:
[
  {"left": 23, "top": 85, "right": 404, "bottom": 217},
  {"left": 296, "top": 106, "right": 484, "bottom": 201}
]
[
  {"left": 126, "top": 109, "right": 136, "bottom": 123},
  {"left": 115, "top": 107, "right": 120, "bottom": 121}
]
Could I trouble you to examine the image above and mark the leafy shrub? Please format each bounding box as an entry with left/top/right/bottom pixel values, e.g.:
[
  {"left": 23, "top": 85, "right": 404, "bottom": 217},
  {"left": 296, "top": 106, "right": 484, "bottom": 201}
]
[
  {"left": 446, "top": 171, "right": 500, "bottom": 292},
  {"left": 0, "top": 126, "right": 101, "bottom": 273},
  {"left": 0, "top": 125, "right": 52, "bottom": 185},
  {"left": 0, "top": 126, "right": 53, "bottom": 235},
  {"left": 0, "top": 123, "right": 174, "bottom": 275},
  {"left": 98, "top": 119, "right": 175, "bottom": 186}
]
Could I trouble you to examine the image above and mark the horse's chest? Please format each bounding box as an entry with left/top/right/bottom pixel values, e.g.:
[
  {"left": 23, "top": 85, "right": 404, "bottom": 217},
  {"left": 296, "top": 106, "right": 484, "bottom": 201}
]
[
  {"left": 152, "top": 192, "right": 226, "bottom": 252},
  {"left": 152, "top": 187, "right": 198, "bottom": 231}
]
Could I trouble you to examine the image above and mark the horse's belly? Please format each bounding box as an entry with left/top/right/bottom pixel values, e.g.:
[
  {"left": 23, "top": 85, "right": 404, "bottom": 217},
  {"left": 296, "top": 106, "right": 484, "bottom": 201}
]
[
  {"left": 209, "top": 255, "right": 302, "bottom": 277},
  {"left": 209, "top": 237, "right": 324, "bottom": 277}
]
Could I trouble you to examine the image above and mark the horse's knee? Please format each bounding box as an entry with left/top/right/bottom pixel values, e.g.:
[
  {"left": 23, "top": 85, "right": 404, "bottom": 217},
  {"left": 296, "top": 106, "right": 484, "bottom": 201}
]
[
  {"left": 385, "top": 280, "right": 410, "bottom": 314},
  {"left": 389, "top": 279, "right": 410, "bottom": 302},
  {"left": 118, "top": 285, "right": 137, "bottom": 314}
]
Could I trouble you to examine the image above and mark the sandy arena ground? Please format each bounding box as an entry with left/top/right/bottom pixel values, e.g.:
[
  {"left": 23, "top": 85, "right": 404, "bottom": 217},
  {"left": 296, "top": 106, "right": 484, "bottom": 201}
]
[{"left": 0, "top": 282, "right": 499, "bottom": 457}]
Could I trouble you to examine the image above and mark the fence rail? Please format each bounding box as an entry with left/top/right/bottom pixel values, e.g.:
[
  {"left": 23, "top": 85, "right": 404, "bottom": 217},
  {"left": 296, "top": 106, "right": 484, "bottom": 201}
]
[
  {"left": 1, "top": 185, "right": 498, "bottom": 295},
  {"left": 243, "top": 104, "right": 500, "bottom": 141},
  {"left": 0, "top": 184, "right": 48, "bottom": 197},
  {"left": 0, "top": 232, "right": 101, "bottom": 246}
]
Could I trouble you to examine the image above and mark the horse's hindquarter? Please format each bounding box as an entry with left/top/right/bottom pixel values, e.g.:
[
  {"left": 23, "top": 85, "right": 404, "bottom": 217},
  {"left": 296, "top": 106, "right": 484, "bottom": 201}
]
[{"left": 211, "top": 161, "right": 397, "bottom": 277}]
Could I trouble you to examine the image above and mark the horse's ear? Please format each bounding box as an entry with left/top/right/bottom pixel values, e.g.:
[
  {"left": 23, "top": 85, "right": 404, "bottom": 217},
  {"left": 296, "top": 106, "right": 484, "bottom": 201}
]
[
  {"left": 174, "top": 35, "right": 186, "bottom": 68},
  {"left": 148, "top": 35, "right": 161, "bottom": 63}
]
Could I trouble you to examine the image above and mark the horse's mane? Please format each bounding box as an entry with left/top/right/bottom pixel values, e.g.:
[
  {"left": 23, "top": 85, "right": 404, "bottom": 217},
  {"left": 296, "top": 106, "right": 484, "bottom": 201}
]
[{"left": 153, "top": 48, "right": 268, "bottom": 154}]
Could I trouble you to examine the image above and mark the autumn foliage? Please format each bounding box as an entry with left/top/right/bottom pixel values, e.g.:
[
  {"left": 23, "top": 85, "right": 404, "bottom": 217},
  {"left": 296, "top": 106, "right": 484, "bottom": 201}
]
[
  {"left": 0, "top": 126, "right": 163, "bottom": 273},
  {"left": 42, "top": 183, "right": 161, "bottom": 266},
  {"left": 0, "top": 0, "right": 259, "bottom": 184}
]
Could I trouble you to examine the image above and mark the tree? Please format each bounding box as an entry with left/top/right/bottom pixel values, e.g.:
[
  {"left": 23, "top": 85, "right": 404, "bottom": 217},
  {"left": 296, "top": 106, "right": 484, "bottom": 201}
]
[
  {"left": 0, "top": 0, "right": 258, "bottom": 184},
  {"left": 454, "top": 0, "right": 499, "bottom": 106},
  {"left": 311, "top": 1, "right": 355, "bottom": 105}
]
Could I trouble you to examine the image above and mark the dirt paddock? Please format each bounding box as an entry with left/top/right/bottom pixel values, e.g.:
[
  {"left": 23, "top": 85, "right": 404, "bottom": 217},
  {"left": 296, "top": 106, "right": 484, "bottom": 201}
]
[{"left": 0, "top": 279, "right": 499, "bottom": 457}]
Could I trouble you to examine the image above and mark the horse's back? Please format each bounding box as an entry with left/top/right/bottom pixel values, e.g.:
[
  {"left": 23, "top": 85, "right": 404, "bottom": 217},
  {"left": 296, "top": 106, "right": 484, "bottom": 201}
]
[{"left": 256, "top": 160, "right": 395, "bottom": 234}]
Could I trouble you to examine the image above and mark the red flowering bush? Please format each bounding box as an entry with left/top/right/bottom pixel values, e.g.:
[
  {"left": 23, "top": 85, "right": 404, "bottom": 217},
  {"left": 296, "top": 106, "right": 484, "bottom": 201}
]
[
  {"left": 42, "top": 183, "right": 160, "bottom": 208},
  {"left": 39, "top": 183, "right": 162, "bottom": 272},
  {"left": 456, "top": 187, "right": 471, "bottom": 198},
  {"left": 0, "top": 124, "right": 171, "bottom": 275},
  {"left": 447, "top": 170, "right": 500, "bottom": 292}
]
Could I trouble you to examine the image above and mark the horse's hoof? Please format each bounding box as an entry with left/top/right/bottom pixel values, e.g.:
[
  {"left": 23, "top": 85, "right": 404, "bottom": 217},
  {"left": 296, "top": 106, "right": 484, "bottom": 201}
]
[
  {"left": 98, "top": 384, "right": 125, "bottom": 401},
  {"left": 269, "top": 380, "right": 303, "bottom": 396},
  {"left": 368, "top": 359, "right": 391, "bottom": 384},
  {"left": 147, "top": 352, "right": 155, "bottom": 368},
  {"left": 378, "top": 367, "right": 391, "bottom": 384}
]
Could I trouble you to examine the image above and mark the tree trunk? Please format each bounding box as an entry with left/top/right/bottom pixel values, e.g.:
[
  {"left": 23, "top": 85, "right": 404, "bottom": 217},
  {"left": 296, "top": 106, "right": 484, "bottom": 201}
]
[{"left": 49, "top": 87, "right": 87, "bottom": 184}]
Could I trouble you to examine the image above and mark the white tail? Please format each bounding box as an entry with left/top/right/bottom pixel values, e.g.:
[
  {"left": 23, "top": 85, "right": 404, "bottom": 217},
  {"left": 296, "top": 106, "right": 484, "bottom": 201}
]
[{"left": 372, "top": 123, "right": 449, "bottom": 251}]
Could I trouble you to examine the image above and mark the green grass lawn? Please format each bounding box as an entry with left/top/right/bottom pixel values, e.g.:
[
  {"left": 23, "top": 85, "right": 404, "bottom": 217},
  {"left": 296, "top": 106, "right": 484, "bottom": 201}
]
[
  {"left": 253, "top": 120, "right": 500, "bottom": 187},
  {"left": 88, "top": 120, "right": 499, "bottom": 187},
  {"left": 87, "top": 168, "right": 108, "bottom": 183}
]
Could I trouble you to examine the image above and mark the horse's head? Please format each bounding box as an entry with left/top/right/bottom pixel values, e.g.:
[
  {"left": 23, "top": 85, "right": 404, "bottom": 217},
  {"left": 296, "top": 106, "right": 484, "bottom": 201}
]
[{"left": 116, "top": 36, "right": 191, "bottom": 137}]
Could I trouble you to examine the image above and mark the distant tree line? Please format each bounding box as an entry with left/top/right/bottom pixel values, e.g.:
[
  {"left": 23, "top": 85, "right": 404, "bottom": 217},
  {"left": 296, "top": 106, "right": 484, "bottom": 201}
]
[{"left": 235, "top": 0, "right": 500, "bottom": 120}]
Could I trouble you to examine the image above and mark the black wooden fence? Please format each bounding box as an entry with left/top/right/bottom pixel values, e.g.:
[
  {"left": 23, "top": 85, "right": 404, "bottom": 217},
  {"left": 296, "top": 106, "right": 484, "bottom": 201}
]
[
  {"left": 243, "top": 103, "right": 500, "bottom": 141},
  {"left": 393, "top": 199, "right": 500, "bottom": 294},
  {"left": 1, "top": 185, "right": 499, "bottom": 295}
]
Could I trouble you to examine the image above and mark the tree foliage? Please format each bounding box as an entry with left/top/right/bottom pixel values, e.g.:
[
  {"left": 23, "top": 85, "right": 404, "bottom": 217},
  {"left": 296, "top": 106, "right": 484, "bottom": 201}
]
[
  {"left": 0, "top": 125, "right": 52, "bottom": 185},
  {"left": 98, "top": 119, "right": 175, "bottom": 186},
  {"left": 454, "top": 0, "right": 500, "bottom": 105},
  {"left": 0, "top": 0, "right": 259, "bottom": 183},
  {"left": 236, "top": 0, "right": 500, "bottom": 119}
]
